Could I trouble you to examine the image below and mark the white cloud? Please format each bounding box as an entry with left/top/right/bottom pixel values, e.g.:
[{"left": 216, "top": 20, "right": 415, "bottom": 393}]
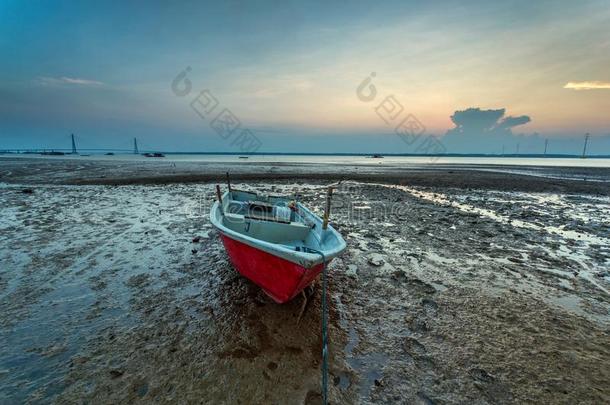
[
  {"left": 36, "top": 76, "right": 104, "bottom": 87},
  {"left": 563, "top": 81, "right": 610, "bottom": 90}
]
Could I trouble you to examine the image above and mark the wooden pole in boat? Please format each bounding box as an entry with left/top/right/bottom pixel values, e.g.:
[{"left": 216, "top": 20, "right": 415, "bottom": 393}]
[
  {"left": 216, "top": 185, "right": 224, "bottom": 216},
  {"left": 322, "top": 187, "right": 333, "bottom": 230},
  {"left": 226, "top": 171, "right": 232, "bottom": 192}
]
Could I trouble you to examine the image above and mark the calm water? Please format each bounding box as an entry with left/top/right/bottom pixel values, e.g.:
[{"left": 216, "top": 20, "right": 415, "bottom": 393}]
[{"left": 4, "top": 154, "right": 610, "bottom": 168}]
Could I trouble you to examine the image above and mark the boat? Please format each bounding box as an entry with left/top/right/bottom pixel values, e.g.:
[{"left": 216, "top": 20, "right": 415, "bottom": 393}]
[
  {"left": 143, "top": 152, "right": 165, "bottom": 158},
  {"left": 210, "top": 186, "right": 346, "bottom": 303},
  {"left": 371, "top": 154, "right": 384, "bottom": 158}
]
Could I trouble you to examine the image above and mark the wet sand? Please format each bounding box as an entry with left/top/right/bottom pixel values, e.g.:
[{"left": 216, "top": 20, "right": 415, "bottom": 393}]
[{"left": 0, "top": 158, "right": 609, "bottom": 404}]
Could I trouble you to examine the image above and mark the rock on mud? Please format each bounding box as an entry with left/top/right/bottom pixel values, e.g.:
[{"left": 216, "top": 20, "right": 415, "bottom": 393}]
[
  {"left": 368, "top": 253, "right": 385, "bottom": 266},
  {"left": 346, "top": 265, "right": 358, "bottom": 277}
]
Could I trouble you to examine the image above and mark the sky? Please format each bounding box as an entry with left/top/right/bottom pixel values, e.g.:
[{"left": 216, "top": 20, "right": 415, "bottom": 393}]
[{"left": 1, "top": 0, "right": 609, "bottom": 154}]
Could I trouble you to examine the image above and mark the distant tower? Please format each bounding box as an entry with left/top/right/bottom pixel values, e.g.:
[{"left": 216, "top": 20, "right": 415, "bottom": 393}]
[
  {"left": 71, "top": 134, "right": 77, "bottom": 154},
  {"left": 134, "top": 138, "right": 139, "bottom": 154},
  {"left": 544, "top": 139, "right": 548, "bottom": 156},
  {"left": 581, "top": 133, "right": 590, "bottom": 158},
  {"left": 516, "top": 143, "right": 520, "bottom": 155}
]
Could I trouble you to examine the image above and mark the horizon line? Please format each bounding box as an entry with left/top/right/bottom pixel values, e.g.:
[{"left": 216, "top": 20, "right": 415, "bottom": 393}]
[{"left": 2, "top": 150, "right": 610, "bottom": 159}]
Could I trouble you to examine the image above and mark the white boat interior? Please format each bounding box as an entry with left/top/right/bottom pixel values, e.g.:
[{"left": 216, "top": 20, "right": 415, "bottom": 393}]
[{"left": 210, "top": 189, "right": 346, "bottom": 267}]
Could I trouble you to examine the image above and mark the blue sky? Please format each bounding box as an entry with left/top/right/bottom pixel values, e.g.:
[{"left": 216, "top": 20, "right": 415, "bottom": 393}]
[{"left": 1, "top": 0, "right": 609, "bottom": 154}]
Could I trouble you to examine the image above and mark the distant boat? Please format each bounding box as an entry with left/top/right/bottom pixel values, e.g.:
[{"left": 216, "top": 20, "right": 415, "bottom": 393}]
[
  {"left": 143, "top": 152, "right": 165, "bottom": 158},
  {"left": 40, "top": 151, "right": 65, "bottom": 156},
  {"left": 105, "top": 152, "right": 115, "bottom": 156},
  {"left": 210, "top": 188, "right": 346, "bottom": 303},
  {"left": 238, "top": 156, "right": 249, "bottom": 159},
  {"left": 371, "top": 154, "right": 384, "bottom": 158}
]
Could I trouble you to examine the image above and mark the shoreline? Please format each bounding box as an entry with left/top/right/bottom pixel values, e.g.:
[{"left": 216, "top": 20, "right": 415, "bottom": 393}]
[{"left": 1, "top": 157, "right": 609, "bottom": 194}]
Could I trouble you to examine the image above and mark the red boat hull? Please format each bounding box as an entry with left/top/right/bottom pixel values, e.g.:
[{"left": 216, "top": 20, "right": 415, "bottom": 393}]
[{"left": 220, "top": 234, "right": 327, "bottom": 303}]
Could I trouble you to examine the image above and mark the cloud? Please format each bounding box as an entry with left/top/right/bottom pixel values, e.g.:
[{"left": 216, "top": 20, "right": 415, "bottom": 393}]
[
  {"left": 497, "top": 115, "right": 531, "bottom": 129},
  {"left": 442, "top": 107, "right": 532, "bottom": 153},
  {"left": 36, "top": 76, "right": 104, "bottom": 87},
  {"left": 450, "top": 108, "right": 506, "bottom": 132},
  {"left": 563, "top": 81, "right": 610, "bottom": 90},
  {"left": 448, "top": 108, "right": 530, "bottom": 133}
]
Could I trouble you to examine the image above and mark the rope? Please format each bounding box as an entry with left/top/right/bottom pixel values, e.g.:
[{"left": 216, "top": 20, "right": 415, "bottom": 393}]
[
  {"left": 298, "top": 247, "right": 329, "bottom": 404},
  {"left": 320, "top": 250, "right": 329, "bottom": 405}
]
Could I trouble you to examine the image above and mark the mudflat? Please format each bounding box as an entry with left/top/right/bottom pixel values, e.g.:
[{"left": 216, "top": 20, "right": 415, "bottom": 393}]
[{"left": 0, "top": 157, "right": 608, "bottom": 403}]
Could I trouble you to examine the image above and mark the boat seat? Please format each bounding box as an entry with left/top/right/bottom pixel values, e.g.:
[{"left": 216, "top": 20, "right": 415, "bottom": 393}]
[
  {"left": 243, "top": 201, "right": 294, "bottom": 224},
  {"left": 223, "top": 213, "right": 311, "bottom": 244},
  {"left": 245, "top": 213, "right": 289, "bottom": 224},
  {"left": 247, "top": 200, "right": 274, "bottom": 212}
]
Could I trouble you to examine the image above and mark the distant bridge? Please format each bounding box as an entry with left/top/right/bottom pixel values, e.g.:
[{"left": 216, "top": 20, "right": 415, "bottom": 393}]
[{"left": 0, "top": 148, "right": 137, "bottom": 153}]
